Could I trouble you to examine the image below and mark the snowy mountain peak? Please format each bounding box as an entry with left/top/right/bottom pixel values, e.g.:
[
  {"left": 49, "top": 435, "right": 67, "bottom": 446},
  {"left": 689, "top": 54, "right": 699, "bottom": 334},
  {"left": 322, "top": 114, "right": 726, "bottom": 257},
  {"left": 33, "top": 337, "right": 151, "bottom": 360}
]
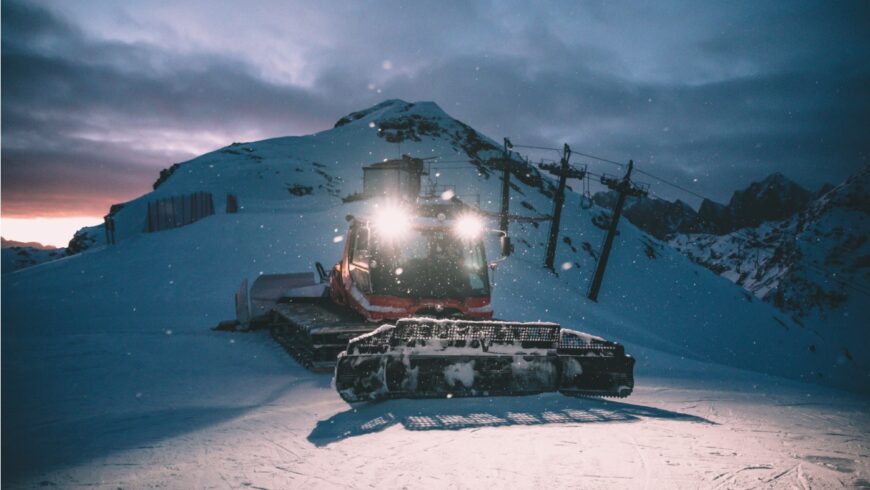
[
  {"left": 1, "top": 237, "right": 56, "bottom": 250},
  {"left": 758, "top": 171, "right": 790, "bottom": 186},
  {"left": 333, "top": 99, "right": 450, "bottom": 128},
  {"left": 734, "top": 172, "right": 810, "bottom": 206},
  {"left": 68, "top": 98, "right": 542, "bottom": 251},
  {"left": 2, "top": 238, "right": 66, "bottom": 273},
  {"left": 596, "top": 172, "right": 818, "bottom": 240},
  {"left": 808, "top": 164, "right": 869, "bottom": 214},
  {"left": 672, "top": 164, "right": 869, "bottom": 321},
  {"left": 692, "top": 173, "right": 812, "bottom": 234}
]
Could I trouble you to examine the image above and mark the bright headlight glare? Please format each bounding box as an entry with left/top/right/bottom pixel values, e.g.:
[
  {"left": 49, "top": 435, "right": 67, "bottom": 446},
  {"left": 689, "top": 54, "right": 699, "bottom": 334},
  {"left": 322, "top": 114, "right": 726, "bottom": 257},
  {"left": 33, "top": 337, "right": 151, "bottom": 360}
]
[
  {"left": 454, "top": 214, "right": 483, "bottom": 240},
  {"left": 373, "top": 205, "right": 410, "bottom": 240}
]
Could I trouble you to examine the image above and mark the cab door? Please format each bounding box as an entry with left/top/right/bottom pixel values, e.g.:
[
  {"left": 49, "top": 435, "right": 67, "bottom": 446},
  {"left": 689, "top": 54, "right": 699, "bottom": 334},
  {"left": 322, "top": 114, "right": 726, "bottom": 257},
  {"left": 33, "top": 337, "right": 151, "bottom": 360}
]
[{"left": 348, "top": 224, "right": 372, "bottom": 293}]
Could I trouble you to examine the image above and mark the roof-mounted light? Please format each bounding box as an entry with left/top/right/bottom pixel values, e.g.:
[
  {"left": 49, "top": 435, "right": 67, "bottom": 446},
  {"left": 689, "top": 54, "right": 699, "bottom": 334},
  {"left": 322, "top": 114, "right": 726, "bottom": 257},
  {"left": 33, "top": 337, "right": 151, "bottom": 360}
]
[
  {"left": 372, "top": 204, "right": 411, "bottom": 241},
  {"left": 454, "top": 214, "right": 484, "bottom": 240}
]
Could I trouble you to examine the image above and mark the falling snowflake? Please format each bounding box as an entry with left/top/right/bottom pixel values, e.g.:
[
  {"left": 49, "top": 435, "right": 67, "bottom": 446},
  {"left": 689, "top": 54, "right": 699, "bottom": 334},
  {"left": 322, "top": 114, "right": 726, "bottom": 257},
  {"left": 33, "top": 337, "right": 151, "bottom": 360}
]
[
  {"left": 333, "top": 235, "right": 344, "bottom": 243},
  {"left": 561, "top": 262, "right": 573, "bottom": 271}
]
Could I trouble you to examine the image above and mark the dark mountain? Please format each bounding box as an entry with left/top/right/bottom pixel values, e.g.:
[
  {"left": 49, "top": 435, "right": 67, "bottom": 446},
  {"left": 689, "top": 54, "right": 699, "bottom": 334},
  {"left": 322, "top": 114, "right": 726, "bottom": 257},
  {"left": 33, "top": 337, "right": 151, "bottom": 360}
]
[
  {"left": 1, "top": 239, "right": 66, "bottom": 273},
  {"left": 591, "top": 193, "right": 704, "bottom": 239},
  {"left": 596, "top": 172, "right": 814, "bottom": 238},
  {"left": 1, "top": 237, "right": 56, "bottom": 250},
  {"left": 671, "top": 165, "right": 869, "bottom": 319},
  {"left": 815, "top": 182, "right": 835, "bottom": 198},
  {"left": 696, "top": 199, "right": 728, "bottom": 233},
  {"left": 720, "top": 172, "right": 813, "bottom": 232}
]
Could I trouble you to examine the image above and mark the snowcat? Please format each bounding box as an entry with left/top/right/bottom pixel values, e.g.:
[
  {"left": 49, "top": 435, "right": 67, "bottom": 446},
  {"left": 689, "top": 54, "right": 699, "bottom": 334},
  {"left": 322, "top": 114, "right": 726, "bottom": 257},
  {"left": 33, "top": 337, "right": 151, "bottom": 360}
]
[{"left": 224, "top": 197, "right": 635, "bottom": 402}]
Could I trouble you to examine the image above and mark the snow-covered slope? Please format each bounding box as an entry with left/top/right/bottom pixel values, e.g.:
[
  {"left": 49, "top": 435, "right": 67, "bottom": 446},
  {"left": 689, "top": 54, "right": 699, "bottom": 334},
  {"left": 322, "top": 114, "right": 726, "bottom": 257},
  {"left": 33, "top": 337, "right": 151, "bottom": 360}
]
[
  {"left": 1, "top": 240, "right": 67, "bottom": 273},
  {"left": 672, "top": 168, "right": 868, "bottom": 326},
  {"left": 52, "top": 99, "right": 865, "bottom": 390},
  {"left": 595, "top": 168, "right": 867, "bottom": 358},
  {"left": 3, "top": 100, "right": 868, "bottom": 487},
  {"left": 69, "top": 99, "right": 551, "bottom": 249}
]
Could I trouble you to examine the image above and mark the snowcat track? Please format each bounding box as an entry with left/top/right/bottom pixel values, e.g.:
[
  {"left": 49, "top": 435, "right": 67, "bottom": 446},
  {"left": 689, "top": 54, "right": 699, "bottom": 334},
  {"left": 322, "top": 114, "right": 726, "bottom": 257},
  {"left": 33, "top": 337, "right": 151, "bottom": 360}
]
[
  {"left": 335, "top": 318, "right": 635, "bottom": 402},
  {"left": 268, "top": 299, "right": 376, "bottom": 372}
]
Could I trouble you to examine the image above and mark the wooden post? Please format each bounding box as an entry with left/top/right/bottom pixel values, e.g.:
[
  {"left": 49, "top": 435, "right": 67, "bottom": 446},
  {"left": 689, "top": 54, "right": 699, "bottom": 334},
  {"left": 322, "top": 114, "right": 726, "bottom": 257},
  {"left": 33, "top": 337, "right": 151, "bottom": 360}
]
[
  {"left": 539, "top": 145, "right": 586, "bottom": 272},
  {"left": 587, "top": 160, "right": 647, "bottom": 301},
  {"left": 499, "top": 138, "right": 514, "bottom": 256},
  {"left": 544, "top": 144, "right": 571, "bottom": 271}
]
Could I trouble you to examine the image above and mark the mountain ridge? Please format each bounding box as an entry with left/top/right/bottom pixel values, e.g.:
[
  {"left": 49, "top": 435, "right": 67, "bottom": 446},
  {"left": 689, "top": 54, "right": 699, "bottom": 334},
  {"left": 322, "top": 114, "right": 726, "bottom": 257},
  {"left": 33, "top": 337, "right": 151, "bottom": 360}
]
[
  {"left": 4, "top": 99, "right": 865, "bottom": 390},
  {"left": 595, "top": 171, "right": 818, "bottom": 240}
]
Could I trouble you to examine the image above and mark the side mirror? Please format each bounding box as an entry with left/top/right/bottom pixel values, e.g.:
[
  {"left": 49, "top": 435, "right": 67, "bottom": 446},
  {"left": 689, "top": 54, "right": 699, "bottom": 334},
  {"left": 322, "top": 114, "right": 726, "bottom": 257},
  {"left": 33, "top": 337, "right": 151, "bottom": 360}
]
[
  {"left": 315, "top": 262, "right": 329, "bottom": 282},
  {"left": 500, "top": 236, "right": 513, "bottom": 257},
  {"left": 354, "top": 250, "right": 371, "bottom": 268}
]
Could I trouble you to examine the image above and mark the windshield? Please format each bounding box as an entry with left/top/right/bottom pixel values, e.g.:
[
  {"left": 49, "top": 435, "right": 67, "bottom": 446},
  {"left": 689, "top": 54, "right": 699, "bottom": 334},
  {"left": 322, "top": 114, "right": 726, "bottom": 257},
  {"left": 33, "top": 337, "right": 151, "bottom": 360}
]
[{"left": 370, "top": 227, "right": 489, "bottom": 298}]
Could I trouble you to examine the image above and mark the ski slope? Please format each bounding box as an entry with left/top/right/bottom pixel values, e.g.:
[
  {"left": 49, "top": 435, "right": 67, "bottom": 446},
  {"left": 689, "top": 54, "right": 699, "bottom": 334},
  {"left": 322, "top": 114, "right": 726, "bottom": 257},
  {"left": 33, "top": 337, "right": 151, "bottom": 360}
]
[
  {"left": 3, "top": 100, "right": 868, "bottom": 488},
  {"left": 4, "top": 208, "right": 869, "bottom": 488}
]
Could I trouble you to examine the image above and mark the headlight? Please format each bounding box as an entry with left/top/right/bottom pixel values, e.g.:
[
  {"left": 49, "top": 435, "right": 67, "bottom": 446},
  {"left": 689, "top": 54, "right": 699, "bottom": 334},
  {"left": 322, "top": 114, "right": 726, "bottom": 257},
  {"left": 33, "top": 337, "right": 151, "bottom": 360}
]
[
  {"left": 373, "top": 204, "right": 410, "bottom": 240},
  {"left": 454, "top": 214, "right": 483, "bottom": 240}
]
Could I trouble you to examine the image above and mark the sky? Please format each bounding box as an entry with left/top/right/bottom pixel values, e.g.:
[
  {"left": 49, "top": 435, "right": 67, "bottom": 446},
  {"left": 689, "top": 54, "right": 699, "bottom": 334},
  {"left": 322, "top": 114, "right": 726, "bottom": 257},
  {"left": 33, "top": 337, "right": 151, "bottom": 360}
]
[{"left": 2, "top": 0, "right": 869, "bottom": 246}]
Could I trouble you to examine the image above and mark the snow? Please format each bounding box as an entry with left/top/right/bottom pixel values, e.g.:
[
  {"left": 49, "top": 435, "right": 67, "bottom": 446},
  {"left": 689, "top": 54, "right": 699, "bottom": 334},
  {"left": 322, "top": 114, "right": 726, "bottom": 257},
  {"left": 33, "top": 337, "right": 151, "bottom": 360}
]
[
  {"left": 398, "top": 316, "right": 560, "bottom": 328},
  {"left": 3, "top": 100, "right": 868, "bottom": 488},
  {"left": 669, "top": 168, "right": 869, "bottom": 367},
  {"left": 2, "top": 245, "right": 68, "bottom": 273},
  {"left": 561, "top": 328, "right": 607, "bottom": 343},
  {"left": 347, "top": 323, "right": 396, "bottom": 343},
  {"left": 443, "top": 361, "right": 476, "bottom": 388},
  {"left": 349, "top": 284, "right": 405, "bottom": 315}
]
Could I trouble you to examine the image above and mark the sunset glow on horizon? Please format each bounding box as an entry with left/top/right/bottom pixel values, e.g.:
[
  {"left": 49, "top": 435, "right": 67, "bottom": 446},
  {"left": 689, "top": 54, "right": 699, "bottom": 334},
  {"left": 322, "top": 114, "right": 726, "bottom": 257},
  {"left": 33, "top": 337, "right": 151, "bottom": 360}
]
[
  {"left": 1, "top": 216, "right": 102, "bottom": 248},
  {"left": 3, "top": 0, "right": 866, "bottom": 236}
]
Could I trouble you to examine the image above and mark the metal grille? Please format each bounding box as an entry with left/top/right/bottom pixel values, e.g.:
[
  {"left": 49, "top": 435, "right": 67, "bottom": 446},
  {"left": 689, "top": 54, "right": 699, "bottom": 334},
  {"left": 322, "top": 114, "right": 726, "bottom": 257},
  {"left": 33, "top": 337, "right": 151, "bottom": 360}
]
[
  {"left": 393, "top": 319, "right": 560, "bottom": 343},
  {"left": 348, "top": 327, "right": 396, "bottom": 349},
  {"left": 558, "top": 331, "right": 621, "bottom": 355},
  {"left": 559, "top": 333, "right": 598, "bottom": 350}
]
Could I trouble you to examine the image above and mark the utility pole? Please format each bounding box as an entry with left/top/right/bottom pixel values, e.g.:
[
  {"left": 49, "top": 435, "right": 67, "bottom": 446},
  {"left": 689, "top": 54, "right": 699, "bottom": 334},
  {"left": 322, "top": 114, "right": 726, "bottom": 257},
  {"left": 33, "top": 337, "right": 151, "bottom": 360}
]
[
  {"left": 499, "top": 138, "right": 513, "bottom": 256},
  {"left": 587, "top": 160, "right": 648, "bottom": 301},
  {"left": 540, "top": 144, "right": 586, "bottom": 272}
]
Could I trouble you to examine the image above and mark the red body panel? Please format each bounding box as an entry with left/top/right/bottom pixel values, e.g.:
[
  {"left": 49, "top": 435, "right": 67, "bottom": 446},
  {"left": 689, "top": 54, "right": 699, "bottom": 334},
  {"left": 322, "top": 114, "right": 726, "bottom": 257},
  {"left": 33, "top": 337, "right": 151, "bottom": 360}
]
[{"left": 329, "top": 227, "right": 493, "bottom": 322}]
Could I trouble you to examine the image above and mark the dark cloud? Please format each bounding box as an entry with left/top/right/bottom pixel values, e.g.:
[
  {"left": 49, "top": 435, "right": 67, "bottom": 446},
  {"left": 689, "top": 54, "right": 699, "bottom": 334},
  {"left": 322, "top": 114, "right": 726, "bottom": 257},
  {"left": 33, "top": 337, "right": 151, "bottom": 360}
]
[
  {"left": 378, "top": 53, "right": 869, "bottom": 201},
  {"left": 2, "top": 0, "right": 869, "bottom": 216},
  {"left": 2, "top": 1, "right": 350, "bottom": 215}
]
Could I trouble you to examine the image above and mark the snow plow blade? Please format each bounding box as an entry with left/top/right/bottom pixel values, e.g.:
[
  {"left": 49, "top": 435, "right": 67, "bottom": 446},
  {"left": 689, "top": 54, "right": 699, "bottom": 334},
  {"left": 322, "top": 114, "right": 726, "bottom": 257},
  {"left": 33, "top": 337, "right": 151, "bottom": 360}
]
[
  {"left": 235, "top": 272, "right": 326, "bottom": 328},
  {"left": 334, "top": 318, "right": 635, "bottom": 402}
]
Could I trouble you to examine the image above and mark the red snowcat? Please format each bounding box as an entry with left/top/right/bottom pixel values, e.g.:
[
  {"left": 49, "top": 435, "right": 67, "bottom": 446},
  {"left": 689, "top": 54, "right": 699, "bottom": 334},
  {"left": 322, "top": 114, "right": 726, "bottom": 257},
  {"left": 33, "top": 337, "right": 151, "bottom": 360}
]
[{"left": 225, "top": 197, "right": 635, "bottom": 402}]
